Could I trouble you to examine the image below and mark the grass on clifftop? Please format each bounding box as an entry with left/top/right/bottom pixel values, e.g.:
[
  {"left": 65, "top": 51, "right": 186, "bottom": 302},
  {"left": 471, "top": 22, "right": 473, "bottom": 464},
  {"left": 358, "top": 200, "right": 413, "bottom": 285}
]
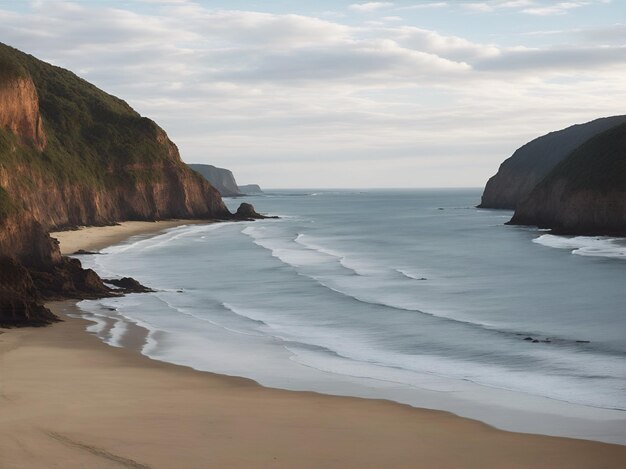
[
  {"left": 0, "top": 44, "right": 183, "bottom": 183},
  {"left": 0, "top": 45, "right": 28, "bottom": 82}
]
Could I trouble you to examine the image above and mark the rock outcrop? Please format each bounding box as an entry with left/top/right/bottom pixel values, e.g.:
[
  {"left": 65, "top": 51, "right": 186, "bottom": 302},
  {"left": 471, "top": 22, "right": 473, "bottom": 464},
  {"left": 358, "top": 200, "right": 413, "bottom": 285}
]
[
  {"left": 189, "top": 164, "right": 243, "bottom": 197},
  {"left": 233, "top": 202, "right": 275, "bottom": 220},
  {"left": 0, "top": 42, "right": 232, "bottom": 326},
  {"left": 509, "top": 123, "right": 626, "bottom": 235},
  {"left": 238, "top": 184, "right": 264, "bottom": 195},
  {"left": 479, "top": 115, "right": 626, "bottom": 209}
]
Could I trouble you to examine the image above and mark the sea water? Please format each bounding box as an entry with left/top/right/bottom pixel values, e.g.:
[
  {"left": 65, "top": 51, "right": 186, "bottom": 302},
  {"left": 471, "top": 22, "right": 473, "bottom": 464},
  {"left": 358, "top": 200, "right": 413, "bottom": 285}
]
[{"left": 74, "top": 189, "right": 626, "bottom": 443}]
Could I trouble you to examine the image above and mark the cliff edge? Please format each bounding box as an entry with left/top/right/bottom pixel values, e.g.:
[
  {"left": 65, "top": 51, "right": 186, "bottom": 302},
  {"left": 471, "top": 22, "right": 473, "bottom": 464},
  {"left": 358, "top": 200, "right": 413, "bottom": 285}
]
[
  {"left": 479, "top": 115, "right": 626, "bottom": 209},
  {"left": 509, "top": 123, "right": 626, "bottom": 235},
  {"left": 0, "top": 43, "right": 231, "bottom": 326},
  {"left": 189, "top": 164, "right": 243, "bottom": 197}
]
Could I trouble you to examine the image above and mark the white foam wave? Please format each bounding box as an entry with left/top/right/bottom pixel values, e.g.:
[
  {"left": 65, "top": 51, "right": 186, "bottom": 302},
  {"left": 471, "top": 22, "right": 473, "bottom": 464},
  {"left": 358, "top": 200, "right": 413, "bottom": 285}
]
[
  {"left": 104, "top": 222, "right": 233, "bottom": 255},
  {"left": 533, "top": 235, "right": 626, "bottom": 260},
  {"left": 294, "top": 233, "right": 370, "bottom": 275}
]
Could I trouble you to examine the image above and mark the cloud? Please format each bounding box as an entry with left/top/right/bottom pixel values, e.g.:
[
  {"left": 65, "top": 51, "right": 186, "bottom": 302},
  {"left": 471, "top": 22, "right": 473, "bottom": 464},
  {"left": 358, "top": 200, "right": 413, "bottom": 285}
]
[
  {"left": 391, "top": 26, "right": 499, "bottom": 61},
  {"left": 0, "top": 0, "right": 624, "bottom": 188},
  {"left": 395, "top": 2, "right": 448, "bottom": 10},
  {"left": 349, "top": 2, "right": 394, "bottom": 12},
  {"left": 476, "top": 45, "right": 626, "bottom": 71},
  {"left": 462, "top": 3, "right": 494, "bottom": 12},
  {"left": 523, "top": 1, "right": 589, "bottom": 15}
]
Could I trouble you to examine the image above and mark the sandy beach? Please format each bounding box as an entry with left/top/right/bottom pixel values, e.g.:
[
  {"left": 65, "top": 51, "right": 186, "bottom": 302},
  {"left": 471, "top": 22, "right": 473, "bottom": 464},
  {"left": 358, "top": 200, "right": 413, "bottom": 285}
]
[
  {"left": 51, "top": 220, "right": 210, "bottom": 255},
  {"left": 1, "top": 222, "right": 625, "bottom": 468}
]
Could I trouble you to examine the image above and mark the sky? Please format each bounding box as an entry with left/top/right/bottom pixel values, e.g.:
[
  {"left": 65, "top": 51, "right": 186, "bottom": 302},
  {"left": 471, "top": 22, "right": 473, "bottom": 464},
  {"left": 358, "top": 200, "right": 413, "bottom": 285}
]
[{"left": 1, "top": 0, "right": 625, "bottom": 188}]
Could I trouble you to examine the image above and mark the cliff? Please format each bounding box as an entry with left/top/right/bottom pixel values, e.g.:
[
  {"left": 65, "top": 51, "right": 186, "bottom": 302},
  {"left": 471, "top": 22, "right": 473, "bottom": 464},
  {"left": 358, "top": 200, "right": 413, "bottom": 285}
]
[
  {"left": 189, "top": 164, "right": 243, "bottom": 197},
  {"left": 509, "top": 123, "right": 626, "bottom": 235},
  {"left": 238, "top": 184, "right": 264, "bottom": 195},
  {"left": 479, "top": 115, "right": 626, "bottom": 209},
  {"left": 0, "top": 43, "right": 232, "bottom": 326}
]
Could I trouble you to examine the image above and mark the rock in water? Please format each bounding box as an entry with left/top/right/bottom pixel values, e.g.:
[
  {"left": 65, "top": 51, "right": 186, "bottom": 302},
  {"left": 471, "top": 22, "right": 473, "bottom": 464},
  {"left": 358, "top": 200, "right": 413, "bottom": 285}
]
[
  {"left": 234, "top": 203, "right": 266, "bottom": 220},
  {"left": 104, "top": 277, "right": 154, "bottom": 293}
]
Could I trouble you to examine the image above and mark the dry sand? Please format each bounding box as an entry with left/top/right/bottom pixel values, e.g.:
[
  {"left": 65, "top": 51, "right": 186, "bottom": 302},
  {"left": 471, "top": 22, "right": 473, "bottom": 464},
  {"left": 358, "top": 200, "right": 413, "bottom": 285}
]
[
  {"left": 1, "top": 221, "right": 625, "bottom": 468},
  {"left": 50, "top": 220, "right": 210, "bottom": 255}
]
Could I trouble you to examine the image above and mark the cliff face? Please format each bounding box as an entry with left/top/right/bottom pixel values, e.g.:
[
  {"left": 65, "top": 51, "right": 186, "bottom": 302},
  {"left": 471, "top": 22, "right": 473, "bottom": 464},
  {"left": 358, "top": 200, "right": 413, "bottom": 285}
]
[
  {"left": 0, "top": 76, "right": 46, "bottom": 150},
  {"left": 509, "top": 123, "right": 626, "bottom": 235},
  {"left": 0, "top": 43, "right": 231, "bottom": 325},
  {"left": 479, "top": 115, "right": 626, "bottom": 209},
  {"left": 238, "top": 184, "right": 264, "bottom": 194},
  {"left": 0, "top": 43, "right": 230, "bottom": 264},
  {"left": 189, "top": 164, "right": 243, "bottom": 197}
]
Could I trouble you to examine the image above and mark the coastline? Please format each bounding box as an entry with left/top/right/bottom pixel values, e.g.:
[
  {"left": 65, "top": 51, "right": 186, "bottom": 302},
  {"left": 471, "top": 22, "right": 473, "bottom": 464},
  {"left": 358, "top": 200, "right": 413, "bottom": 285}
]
[
  {"left": 1, "top": 221, "right": 625, "bottom": 468},
  {"left": 51, "top": 220, "right": 212, "bottom": 255}
]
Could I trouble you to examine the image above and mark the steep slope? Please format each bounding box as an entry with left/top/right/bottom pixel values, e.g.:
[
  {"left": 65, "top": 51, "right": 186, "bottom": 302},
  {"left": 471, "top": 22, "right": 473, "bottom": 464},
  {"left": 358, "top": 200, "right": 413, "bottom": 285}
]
[
  {"left": 509, "top": 123, "right": 626, "bottom": 235},
  {"left": 0, "top": 43, "right": 231, "bottom": 325},
  {"left": 479, "top": 115, "right": 626, "bottom": 209},
  {"left": 189, "top": 164, "right": 243, "bottom": 197}
]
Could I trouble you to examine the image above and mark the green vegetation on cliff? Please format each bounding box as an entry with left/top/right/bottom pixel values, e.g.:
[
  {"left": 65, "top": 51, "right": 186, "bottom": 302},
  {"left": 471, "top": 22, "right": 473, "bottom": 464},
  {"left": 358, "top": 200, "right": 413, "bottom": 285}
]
[
  {"left": 0, "top": 42, "right": 228, "bottom": 236},
  {"left": 0, "top": 42, "right": 231, "bottom": 326},
  {"left": 0, "top": 44, "right": 28, "bottom": 81},
  {"left": 0, "top": 43, "right": 183, "bottom": 188}
]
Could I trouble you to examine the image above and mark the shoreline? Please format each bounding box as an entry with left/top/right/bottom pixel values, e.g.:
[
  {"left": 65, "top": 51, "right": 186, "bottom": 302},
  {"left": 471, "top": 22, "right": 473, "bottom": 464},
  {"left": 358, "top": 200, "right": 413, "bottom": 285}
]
[
  {"left": 1, "top": 302, "right": 625, "bottom": 468},
  {"left": 1, "top": 220, "right": 625, "bottom": 467},
  {"left": 50, "top": 219, "right": 213, "bottom": 255}
]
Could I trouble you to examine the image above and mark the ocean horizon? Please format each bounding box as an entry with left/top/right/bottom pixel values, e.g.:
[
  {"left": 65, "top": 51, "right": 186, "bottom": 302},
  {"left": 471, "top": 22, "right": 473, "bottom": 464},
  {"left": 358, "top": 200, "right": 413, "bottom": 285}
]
[{"left": 74, "top": 188, "right": 626, "bottom": 444}]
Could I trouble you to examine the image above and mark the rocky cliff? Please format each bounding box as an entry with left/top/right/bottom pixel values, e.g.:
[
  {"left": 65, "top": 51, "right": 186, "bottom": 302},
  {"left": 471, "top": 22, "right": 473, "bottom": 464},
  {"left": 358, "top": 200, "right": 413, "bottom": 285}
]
[
  {"left": 509, "top": 123, "right": 626, "bottom": 235},
  {"left": 479, "top": 115, "right": 626, "bottom": 209},
  {"left": 189, "top": 164, "right": 243, "bottom": 197},
  {"left": 238, "top": 184, "right": 264, "bottom": 195},
  {"left": 0, "top": 43, "right": 232, "bottom": 326}
]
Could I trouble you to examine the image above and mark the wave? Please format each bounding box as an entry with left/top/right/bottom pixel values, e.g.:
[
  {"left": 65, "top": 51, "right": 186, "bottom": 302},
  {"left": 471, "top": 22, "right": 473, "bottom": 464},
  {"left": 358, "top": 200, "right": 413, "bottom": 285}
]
[
  {"left": 213, "top": 299, "right": 626, "bottom": 411},
  {"left": 533, "top": 234, "right": 626, "bottom": 260},
  {"left": 104, "top": 222, "right": 234, "bottom": 255},
  {"left": 293, "top": 233, "right": 371, "bottom": 276}
]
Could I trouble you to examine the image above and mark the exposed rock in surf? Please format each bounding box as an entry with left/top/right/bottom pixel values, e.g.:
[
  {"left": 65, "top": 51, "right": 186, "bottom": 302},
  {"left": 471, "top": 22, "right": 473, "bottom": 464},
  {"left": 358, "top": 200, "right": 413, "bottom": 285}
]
[
  {"left": 234, "top": 202, "right": 278, "bottom": 220},
  {"left": 104, "top": 277, "right": 154, "bottom": 293}
]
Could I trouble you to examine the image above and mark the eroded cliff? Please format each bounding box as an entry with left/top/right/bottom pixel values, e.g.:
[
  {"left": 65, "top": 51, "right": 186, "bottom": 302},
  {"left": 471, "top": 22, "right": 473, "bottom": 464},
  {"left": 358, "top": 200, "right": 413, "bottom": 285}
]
[{"left": 0, "top": 43, "right": 231, "bottom": 325}]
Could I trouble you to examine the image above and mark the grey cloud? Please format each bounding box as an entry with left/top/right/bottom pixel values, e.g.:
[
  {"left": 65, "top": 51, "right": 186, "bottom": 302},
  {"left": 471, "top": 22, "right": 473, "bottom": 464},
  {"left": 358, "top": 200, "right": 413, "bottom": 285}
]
[
  {"left": 208, "top": 42, "right": 468, "bottom": 84},
  {"left": 476, "top": 46, "right": 626, "bottom": 71},
  {"left": 389, "top": 26, "right": 499, "bottom": 62}
]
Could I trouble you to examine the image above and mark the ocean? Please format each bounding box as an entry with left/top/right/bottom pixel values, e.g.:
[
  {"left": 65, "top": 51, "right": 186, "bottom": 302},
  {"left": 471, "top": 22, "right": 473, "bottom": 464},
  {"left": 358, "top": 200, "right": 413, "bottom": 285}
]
[{"left": 74, "top": 189, "right": 626, "bottom": 443}]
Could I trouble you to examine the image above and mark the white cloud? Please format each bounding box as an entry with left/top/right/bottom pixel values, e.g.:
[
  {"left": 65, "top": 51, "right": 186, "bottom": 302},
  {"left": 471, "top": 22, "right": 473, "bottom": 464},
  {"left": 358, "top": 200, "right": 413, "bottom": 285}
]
[
  {"left": 462, "top": 3, "right": 494, "bottom": 12},
  {"left": 395, "top": 2, "right": 448, "bottom": 10},
  {"left": 349, "top": 2, "right": 394, "bottom": 13},
  {"left": 0, "top": 1, "right": 624, "bottom": 188},
  {"left": 523, "top": 1, "right": 589, "bottom": 15}
]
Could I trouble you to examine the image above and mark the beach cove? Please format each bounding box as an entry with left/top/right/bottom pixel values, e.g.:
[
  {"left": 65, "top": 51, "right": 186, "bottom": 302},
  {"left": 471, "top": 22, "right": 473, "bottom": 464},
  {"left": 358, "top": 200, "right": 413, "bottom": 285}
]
[{"left": 1, "top": 218, "right": 625, "bottom": 468}]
